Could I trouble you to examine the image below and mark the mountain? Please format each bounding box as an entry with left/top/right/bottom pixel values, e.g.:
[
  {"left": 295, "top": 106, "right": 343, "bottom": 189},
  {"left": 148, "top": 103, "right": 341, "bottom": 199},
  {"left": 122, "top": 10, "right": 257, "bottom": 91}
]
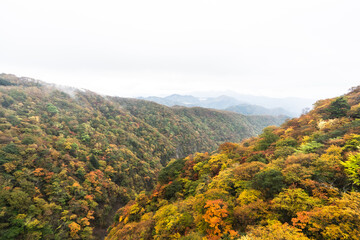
[
  {"left": 136, "top": 95, "right": 195, "bottom": 107},
  {"left": 0, "top": 74, "right": 286, "bottom": 239},
  {"left": 107, "top": 86, "right": 360, "bottom": 240},
  {"left": 231, "top": 94, "right": 314, "bottom": 116},
  {"left": 114, "top": 98, "right": 288, "bottom": 160},
  {"left": 164, "top": 94, "right": 201, "bottom": 105},
  {"left": 226, "top": 103, "right": 293, "bottom": 116},
  {"left": 198, "top": 95, "right": 242, "bottom": 110},
  {"left": 141, "top": 94, "right": 246, "bottom": 109},
  {"left": 191, "top": 90, "right": 315, "bottom": 116},
  {"left": 140, "top": 94, "right": 297, "bottom": 116}
]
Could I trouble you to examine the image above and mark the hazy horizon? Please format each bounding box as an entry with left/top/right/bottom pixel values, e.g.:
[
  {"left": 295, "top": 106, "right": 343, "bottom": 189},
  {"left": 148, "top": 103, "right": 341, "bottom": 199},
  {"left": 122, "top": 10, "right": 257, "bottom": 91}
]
[{"left": 1, "top": 0, "right": 360, "bottom": 100}]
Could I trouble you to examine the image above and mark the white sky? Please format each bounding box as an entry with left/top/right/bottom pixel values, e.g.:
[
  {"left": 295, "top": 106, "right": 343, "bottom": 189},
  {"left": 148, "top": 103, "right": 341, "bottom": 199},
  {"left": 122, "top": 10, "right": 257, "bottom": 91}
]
[{"left": 0, "top": 0, "right": 359, "bottom": 99}]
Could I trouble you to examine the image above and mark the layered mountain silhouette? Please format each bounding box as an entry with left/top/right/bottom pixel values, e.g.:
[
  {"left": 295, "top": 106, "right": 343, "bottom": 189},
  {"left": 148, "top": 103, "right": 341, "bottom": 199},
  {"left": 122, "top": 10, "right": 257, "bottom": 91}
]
[{"left": 140, "top": 93, "right": 313, "bottom": 117}]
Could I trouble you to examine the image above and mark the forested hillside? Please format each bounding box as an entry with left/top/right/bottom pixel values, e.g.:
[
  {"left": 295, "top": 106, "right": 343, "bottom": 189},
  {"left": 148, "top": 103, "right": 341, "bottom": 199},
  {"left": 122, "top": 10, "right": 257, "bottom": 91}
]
[
  {"left": 107, "top": 86, "right": 360, "bottom": 240},
  {"left": 115, "top": 98, "right": 287, "bottom": 159},
  {"left": 0, "top": 74, "right": 285, "bottom": 239}
]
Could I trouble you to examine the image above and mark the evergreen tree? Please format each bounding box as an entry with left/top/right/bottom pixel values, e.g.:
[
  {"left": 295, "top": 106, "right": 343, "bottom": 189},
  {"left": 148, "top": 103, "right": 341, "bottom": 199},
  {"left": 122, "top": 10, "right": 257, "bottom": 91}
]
[{"left": 327, "top": 97, "right": 350, "bottom": 119}]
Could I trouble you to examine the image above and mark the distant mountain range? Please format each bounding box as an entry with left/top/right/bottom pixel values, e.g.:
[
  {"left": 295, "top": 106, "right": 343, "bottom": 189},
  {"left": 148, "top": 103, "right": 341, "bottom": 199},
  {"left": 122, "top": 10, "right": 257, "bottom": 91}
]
[
  {"left": 139, "top": 94, "right": 313, "bottom": 117},
  {"left": 226, "top": 104, "right": 293, "bottom": 116}
]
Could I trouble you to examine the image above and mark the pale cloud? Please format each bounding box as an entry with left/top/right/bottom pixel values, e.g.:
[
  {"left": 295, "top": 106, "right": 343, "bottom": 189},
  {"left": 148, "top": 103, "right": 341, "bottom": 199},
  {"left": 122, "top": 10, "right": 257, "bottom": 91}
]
[{"left": 0, "top": 0, "right": 359, "bottom": 99}]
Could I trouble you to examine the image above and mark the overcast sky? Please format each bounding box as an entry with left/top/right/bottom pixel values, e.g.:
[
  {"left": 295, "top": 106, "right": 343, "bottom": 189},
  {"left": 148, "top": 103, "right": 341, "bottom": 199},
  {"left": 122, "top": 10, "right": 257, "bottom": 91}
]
[{"left": 1, "top": 0, "right": 359, "bottom": 99}]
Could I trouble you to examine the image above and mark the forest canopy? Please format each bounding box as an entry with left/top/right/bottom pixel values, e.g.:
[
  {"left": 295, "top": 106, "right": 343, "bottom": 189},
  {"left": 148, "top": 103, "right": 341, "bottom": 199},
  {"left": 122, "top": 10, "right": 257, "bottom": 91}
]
[
  {"left": 107, "top": 86, "right": 360, "bottom": 240},
  {"left": 0, "top": 74, "right": 285, "bottom": 239}
]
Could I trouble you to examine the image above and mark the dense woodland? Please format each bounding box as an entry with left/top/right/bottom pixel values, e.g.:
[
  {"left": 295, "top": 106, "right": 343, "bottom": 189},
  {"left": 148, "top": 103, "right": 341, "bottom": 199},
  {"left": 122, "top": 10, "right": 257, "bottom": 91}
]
[
  {"left": 0, "top": 74, "right": 285, "bottom": 239},
  {"left": 107, "top": 86, "right": 360, "bottom": 239}
]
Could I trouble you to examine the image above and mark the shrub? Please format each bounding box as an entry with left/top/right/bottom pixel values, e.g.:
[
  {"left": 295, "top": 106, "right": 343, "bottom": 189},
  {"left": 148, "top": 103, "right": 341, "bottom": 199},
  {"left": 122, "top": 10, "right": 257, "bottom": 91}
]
[{"left": 252, "top": 169, "right": 285, "bottom": 198}]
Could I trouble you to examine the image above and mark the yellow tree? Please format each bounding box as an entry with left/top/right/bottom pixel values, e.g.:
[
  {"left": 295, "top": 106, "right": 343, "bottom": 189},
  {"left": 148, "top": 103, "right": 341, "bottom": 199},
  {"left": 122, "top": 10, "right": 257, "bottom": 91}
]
[{"left": 292, "top": 192, "right": 360, "bottom": 239}]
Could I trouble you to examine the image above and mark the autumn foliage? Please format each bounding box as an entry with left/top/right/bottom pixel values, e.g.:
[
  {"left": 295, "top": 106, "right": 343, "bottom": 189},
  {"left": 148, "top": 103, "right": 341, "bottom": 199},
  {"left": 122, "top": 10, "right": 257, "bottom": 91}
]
[
  {"left": 2, "top": 74, "right": 360, "bottom": 239},
  {"left": 107, "top": 85, "right": 360, "bottom": 239}
]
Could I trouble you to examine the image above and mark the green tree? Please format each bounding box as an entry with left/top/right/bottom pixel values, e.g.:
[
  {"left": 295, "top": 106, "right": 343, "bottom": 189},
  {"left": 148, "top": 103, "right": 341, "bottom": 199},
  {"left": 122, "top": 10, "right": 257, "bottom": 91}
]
[
  {"left": 272, "top": 188, "right": 319, "bottom": 221},
  {"left": 326, "top": 97, "right": 350, "bottom": 119},
  {"left": 46, "top": 104, "right": 59, "bottom": 116},
  {"left": 255, "top": 127, "right": 279, "bottom": 151},
  {"left": 341, "top": 153, "right": 360, "bottom": 186},
  {"left": 252, "top": 169, "right": 285, "bottom": 198},
  {"left": 90, "top": 155, "right": 100, "bottom": 169},
  {"left": 164, "top": 180, "right": 183, "bottom": 200}
]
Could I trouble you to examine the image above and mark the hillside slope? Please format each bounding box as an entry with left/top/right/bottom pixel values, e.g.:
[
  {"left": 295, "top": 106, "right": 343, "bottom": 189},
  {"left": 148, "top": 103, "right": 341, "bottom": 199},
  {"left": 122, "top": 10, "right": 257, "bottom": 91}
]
[
  {"left": 115, "top": 98, "right": 287, "bottom": 159},
  {"left": 107, "top": 86, "right": 360, "bottom": 240},
  {"left": 0, "top": 74, "right": 285, "bottom": 239}
]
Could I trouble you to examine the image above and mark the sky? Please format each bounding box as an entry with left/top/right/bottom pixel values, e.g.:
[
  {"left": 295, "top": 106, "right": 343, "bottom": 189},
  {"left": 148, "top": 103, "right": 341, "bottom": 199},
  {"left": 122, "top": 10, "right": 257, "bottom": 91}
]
[{"left": 0, "top": 0, "right": 359, "bottom": 99}]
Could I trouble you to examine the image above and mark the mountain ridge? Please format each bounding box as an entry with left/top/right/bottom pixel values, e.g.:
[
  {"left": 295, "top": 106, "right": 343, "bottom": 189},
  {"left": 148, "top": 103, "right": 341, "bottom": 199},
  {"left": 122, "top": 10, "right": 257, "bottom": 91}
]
[{"left": 140, "top": 94, "right": 300, "bottom": 117}]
